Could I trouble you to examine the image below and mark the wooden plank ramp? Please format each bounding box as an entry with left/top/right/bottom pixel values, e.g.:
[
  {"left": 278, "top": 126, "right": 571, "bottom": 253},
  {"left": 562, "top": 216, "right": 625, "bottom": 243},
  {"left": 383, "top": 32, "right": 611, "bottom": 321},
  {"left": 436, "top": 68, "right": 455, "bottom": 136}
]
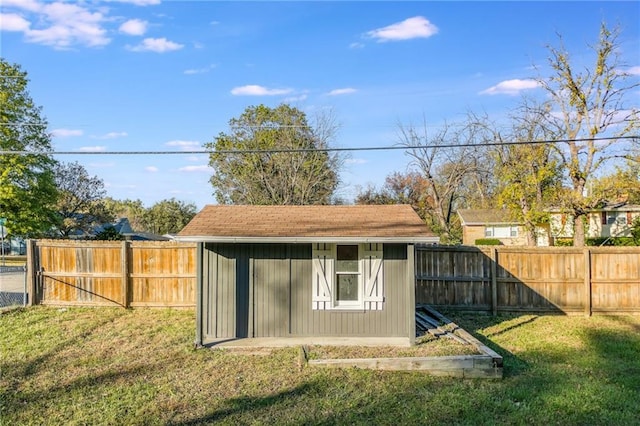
[{"left": 307, "top": 306, "right": 503, "bottom": 378}]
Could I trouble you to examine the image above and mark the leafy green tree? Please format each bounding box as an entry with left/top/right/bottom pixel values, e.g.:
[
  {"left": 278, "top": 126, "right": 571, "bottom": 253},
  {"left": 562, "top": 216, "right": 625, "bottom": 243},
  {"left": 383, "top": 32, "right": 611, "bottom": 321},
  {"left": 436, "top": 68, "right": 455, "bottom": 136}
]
[
  {"left": 142, "top": 198, "right": 197, "bottom": 235},
  {"left": 53, "top": 161, "right": 110, "bottom": 237},
  {"left": 492, "top": 103, "right": 563, "bottom": 245},
  {"left": 103, "top": 197, "right": 146, "bottom": 231},
  {"left": 631, "top": 217, "right": 640, "bottom": 246},
  {"left": 0, "top": 59, "right": 58, "bottom": 237},
  {"left": 534, "top": 23, "right": 639, "bottom": 246},
  {"left": 205, "top": 104, "right": 341, "bottom": 205},
  {"left": 94, "top": 226, "right": 123, "bottom": 241},
  {"left": 590, "top": 162, "right": 640, "bottom": 205}
]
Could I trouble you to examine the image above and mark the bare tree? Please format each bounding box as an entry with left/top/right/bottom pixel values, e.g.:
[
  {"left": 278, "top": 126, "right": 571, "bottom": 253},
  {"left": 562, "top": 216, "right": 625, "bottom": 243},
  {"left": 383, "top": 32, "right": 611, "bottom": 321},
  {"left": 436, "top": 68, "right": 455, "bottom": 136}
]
[
  {"left": 534, "top": 23, "right": 639, "bottom": 246},
  {"left": 398, "top": 117, "right": 492, "bottom": 243}
]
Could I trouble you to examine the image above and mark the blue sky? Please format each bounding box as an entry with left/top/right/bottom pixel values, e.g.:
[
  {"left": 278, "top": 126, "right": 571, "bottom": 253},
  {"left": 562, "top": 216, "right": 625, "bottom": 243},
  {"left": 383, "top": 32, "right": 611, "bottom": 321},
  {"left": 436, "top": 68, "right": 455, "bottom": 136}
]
[{"left": 2, "top": 0, "right": 639, "bottom": 209}]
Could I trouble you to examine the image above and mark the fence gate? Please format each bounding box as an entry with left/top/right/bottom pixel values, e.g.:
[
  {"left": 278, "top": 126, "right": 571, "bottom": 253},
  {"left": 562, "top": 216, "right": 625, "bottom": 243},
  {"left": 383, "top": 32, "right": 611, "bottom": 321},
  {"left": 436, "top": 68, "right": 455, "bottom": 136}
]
[{"left": 27, "top": 239, "right": 197, "bottom": 308}]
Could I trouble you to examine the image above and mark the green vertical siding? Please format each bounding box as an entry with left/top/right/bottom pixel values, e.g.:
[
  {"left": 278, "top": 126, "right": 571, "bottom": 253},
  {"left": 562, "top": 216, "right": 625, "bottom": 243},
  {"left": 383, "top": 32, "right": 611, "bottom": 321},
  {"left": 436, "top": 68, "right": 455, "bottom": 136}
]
[
  {"left": 252, "top": 244, "right": 290, "bottom": 337},
  {"left": 200, "top": 243, "right": 411, "bottom": 340}
]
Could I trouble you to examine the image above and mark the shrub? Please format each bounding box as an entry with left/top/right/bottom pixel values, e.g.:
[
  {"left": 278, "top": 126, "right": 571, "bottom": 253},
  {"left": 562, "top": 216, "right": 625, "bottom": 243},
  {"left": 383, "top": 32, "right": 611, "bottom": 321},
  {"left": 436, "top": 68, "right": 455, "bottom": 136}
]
[
  {"left": 587, "top": 237, "right": 636, "bottom": 246},
  {"left": 474, "top": 238, "right": 502, "bottom": 246},
  {"left": 94, "top": 226, "right": 123, "bottom": 241},
  {"left": 554, "top": 238, "right": 573, "bottom": 246}
]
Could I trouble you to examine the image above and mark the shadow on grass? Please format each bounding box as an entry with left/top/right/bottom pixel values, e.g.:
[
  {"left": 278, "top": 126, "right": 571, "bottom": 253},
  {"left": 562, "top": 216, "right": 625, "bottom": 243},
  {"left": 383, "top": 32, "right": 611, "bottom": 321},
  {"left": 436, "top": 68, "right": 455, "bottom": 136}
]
[
  {"left": 582, "top": 321, "right": 640, "bottom": 393},
  {"left": 170, "top": 382, "right": 317, "bottom": 425},
  {"left": 1, "top": 309, "right": 129, "bottom": 405},
  {"left": 3, "top": 363, "right": 154, "bottom": 410},
  {"left": 441, "top": 312, "right": 532, "bottom": 378}
]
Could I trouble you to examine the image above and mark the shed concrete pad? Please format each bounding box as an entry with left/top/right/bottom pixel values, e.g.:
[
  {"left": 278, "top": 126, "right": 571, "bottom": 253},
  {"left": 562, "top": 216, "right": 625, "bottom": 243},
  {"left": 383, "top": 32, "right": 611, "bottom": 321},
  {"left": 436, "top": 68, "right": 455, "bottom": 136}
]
[{"left": 205, "top": 337, "right": 411, "bottom": 348}]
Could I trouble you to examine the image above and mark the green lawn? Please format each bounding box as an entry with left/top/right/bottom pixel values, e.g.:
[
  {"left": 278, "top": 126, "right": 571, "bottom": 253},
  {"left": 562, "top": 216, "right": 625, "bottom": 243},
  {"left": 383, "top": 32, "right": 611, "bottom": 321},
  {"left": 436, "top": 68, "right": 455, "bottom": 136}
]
[{"left": 1, "top": 307, "right": 639, "bottom": 425}]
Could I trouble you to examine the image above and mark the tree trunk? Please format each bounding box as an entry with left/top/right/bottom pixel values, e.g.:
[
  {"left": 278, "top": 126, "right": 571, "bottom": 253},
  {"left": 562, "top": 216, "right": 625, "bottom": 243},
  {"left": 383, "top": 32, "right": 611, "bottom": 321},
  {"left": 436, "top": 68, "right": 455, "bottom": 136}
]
[
  {"left": 526, "top": 227, "right": 537, "bottom": 246},
  {"left": 573, "top": 215, "right": 586, "bottom": 247}
]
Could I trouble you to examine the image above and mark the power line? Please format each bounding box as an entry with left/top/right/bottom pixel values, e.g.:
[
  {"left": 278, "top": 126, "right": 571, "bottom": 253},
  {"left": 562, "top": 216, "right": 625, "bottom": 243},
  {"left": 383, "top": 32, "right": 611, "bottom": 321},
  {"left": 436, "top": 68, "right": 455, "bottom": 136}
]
[{"left": 0, "top": 136, "right": 637, "bottom": 156}]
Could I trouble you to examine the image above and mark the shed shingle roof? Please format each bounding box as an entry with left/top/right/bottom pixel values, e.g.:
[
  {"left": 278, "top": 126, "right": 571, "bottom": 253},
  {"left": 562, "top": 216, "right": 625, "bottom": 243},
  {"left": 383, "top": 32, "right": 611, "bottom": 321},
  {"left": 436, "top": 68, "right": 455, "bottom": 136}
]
[{"left": 177, "top": 204, "right": 437, "bottom": 243}]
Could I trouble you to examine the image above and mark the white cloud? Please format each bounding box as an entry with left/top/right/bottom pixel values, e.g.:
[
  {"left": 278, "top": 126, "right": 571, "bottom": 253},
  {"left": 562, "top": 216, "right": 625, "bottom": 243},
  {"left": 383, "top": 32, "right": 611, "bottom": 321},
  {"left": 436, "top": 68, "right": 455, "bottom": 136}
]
[
  {"left": 366, "top": 16, "right": 438, "bottom": 42},
  {"left": 165, "top": 140, "right": 201, "bottom": 150},
  {"left": 178, "top": 165, "right": 212, "bottom": 173},
  {"left": 349, "top": 42, "right": 364, "bottom": 49},
  {"left": 186, "top": 155, "right": 205, "bottom": 162},
  {"left": 145, "top": 166, "right": 159, "bottom": 172},
  {"left": 119, "top": 19, "right": 147, "bottom": 36},
  {"left": 77, "top": 146, "right": 107, "bottom": 152},
  {"left": 327, "top": 88, "right": 357, "bottom": 96},
  {"left": 184, "top": 64, "right": 216, "bottom": 75},
  {"left": 17, "top": 1, "right": 110, "bottom": 49},
  {"left": 2, "top": 0, "right": 42, "bottom": 13},
  {"left": 480, "top": 79, "right": 541, "bottom": 96},
  {"left": 0, "top": 13, "right": 31, "bottom": 31},
  {"left": 230, "top": 85, "right": 293, "bottom": 96},
  {"left": 127, "top": 37, "right": 183, "bottom": 53},
  {"left": 104, "top": 0, "right": 161, "bottom": 5},
  {"left": 0, "top": 0, "right": 160, "bottom": 50},
  {"left": 622, "top": 66, "right": 640, "bottom": 76},
  {"left": 480, "top": 79, "right": 540, "bottom": 96},
  {"left": 92, "top": 131, "right": 128, "bottom": 140},
  {"left": 50, "top": 128, "right": 83, "bottom": 138}
]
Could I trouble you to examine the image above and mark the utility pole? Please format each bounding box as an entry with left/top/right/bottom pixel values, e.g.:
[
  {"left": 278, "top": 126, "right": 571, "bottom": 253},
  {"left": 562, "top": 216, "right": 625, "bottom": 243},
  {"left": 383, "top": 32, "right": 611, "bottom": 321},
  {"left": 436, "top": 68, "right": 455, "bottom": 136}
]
[{"left": 0, "top": 218, "right": 6, "bottom": 266}]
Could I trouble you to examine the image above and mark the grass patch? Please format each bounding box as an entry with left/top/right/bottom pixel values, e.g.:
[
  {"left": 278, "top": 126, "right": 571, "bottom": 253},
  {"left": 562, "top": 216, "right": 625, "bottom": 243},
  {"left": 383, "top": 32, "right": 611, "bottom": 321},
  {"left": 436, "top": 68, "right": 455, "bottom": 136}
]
[
  {"left": 307, "top": 337, "right": 480, "bottom": 360},
  {"left": 1, "top": 256, "right": 26, "bottom": 266},
  {"left": 2, "top": 307, "right": 640, "bottom": 425}
]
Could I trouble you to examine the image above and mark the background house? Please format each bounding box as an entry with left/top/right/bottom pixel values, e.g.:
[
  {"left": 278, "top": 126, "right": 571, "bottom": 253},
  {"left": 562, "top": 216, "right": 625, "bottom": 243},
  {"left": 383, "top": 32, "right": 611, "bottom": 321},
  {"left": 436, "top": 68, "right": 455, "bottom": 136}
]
[
  {"left": 176, "top": 204, "right": 438, "bottom": 346},
  {"left": 69, "top": 217, "right": 170, "bottom": 241},
  {"left": 545, "top": 202, "right": 640, "bottom": 243},
  {"left": 457, "top": 209, "right": 527, "bottom": 246}
]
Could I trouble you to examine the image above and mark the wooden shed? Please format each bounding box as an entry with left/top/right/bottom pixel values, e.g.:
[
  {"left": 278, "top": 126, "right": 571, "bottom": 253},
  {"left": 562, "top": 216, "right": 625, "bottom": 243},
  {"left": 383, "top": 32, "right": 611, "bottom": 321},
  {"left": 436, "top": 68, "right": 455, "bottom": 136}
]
[{"left": 176, "top": 205, "right": 438, "bottom": 346}]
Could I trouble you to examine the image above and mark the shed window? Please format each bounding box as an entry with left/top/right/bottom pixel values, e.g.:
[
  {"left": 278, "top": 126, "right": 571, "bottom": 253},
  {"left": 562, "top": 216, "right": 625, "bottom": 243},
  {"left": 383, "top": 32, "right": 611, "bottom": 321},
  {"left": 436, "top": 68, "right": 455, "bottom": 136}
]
[
  {"left": 335, "top": 245, "right": 360, "bottom": 306},
  {"left": 312, "top": 243, "right": 384, "bottom": 311}
]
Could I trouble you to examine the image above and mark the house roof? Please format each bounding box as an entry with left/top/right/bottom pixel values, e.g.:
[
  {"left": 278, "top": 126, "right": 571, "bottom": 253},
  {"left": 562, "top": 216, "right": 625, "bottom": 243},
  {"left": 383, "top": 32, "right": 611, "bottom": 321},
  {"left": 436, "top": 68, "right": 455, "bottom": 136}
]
[
  {"left": 176, "top": 204, "right": 438, "bottom": 243},
  {"left": 457, "top": 209, "right": 521, "bottom": 226},
  {"left": 546, "top": 202, "right": 640, "bottom": 213}
]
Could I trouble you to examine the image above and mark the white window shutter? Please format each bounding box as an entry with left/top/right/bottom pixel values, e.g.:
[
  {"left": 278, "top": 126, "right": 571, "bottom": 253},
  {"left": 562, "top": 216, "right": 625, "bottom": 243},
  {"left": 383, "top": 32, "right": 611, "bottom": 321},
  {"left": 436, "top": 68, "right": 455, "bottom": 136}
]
[
  {"left": 312, "top": 243, "right": 333, "bottom": 310},
  {"left": 363, "top": 243, "right": 384, "bottom": 310}
]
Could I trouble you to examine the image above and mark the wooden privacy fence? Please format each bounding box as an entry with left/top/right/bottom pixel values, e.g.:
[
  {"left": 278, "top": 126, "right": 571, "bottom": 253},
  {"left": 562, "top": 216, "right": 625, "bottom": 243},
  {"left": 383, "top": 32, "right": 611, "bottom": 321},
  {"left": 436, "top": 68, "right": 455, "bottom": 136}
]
[
  {"left": 25, "top": 240, "right": 640, "bottom": 314},
  {"left": 26, "top": 240, "right": 196, "bottom": 308},
  {"left": 416, "top": 245, "right": 640, "bottom": 315}
]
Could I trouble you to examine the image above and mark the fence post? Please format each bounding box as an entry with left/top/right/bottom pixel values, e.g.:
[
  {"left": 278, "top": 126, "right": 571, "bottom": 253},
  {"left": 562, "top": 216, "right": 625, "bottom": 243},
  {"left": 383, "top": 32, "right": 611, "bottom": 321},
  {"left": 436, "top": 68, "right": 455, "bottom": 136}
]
[
  {"left": 407, "top": 244, "right": 416, "bottom": 345},
  {"left": 584, "top": 248, "right": 592, "bottom": 317},
  {"left": 26, "top": 239, "right": 37, "bottom": 306},
  {"left": 490, "top": 248, "right": 498, "bottom": 316},
  {"left": 121, "top": 240, "right": 130, "bottom": 308}
]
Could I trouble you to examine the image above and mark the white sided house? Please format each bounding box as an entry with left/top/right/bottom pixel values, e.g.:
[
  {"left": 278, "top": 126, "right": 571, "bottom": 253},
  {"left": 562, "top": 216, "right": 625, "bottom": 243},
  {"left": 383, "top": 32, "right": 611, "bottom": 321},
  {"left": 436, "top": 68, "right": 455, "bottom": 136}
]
[{"left": 545, "top": 202, "right": 640, "bottom": 242}]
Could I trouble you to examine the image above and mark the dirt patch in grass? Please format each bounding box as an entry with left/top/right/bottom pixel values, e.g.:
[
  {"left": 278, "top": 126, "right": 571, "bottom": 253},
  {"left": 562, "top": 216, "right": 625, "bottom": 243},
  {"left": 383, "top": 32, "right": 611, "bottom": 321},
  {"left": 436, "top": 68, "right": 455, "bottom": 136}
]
[{"left": 307, "top": 335, "right": 480, "bottom": 360}]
